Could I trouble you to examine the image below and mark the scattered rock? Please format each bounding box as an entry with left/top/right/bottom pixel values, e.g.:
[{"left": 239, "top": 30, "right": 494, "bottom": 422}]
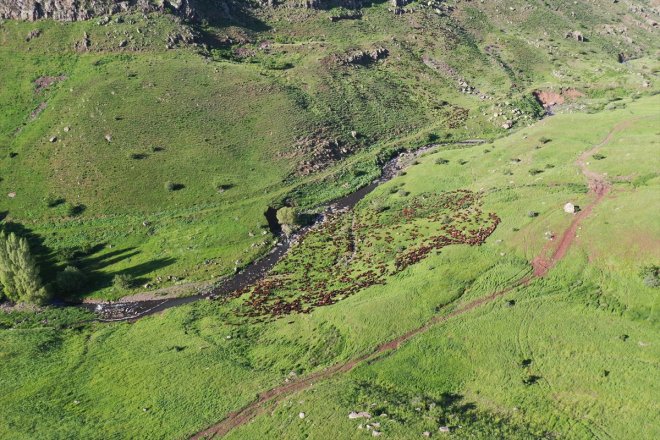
[
  {"left": 439, "top": 426, "right": 450, "bottom": 433},
  {"left": 34, "top": 75, "right": 67, "bottom": 93},
  {"left": 349, "top": 411, "right": 372, "bottom": 419},
  {"left": 566, "top": 30, "right": 586, "bottom": 42},
  {"left": 49, "top": 136, "right": 57, "bottom": 143},
  {"left": 339, "top": 47, "right": 388, "bottom": 66},
  {"left": 299, "top": 412, "right": 305, "bottom": 419},
  {"left": 25, "top": 29, "right": 41, "bottom": 41},
  {"left": 105, "top": 134, "right": 112, "bottom": 142}
]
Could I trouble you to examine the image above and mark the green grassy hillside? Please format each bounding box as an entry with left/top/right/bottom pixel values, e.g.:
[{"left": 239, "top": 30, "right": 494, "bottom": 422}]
[
  {"left": 0, "top": 2, "right": 658, "bottom": 438},
  {"left": 1, "top": 92, "right": 657, "bottom": 439},
  {"left": 1, "top": 0, "right": 657, "bottom": 300}
]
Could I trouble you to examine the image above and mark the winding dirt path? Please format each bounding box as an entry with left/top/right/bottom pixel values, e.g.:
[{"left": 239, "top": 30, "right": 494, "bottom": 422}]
[
  {"left": 191, "top": 120, "right": 631, "bottom": 439},
  {"left": 531, "top": 118, "right": 633, "bottom": 276}
]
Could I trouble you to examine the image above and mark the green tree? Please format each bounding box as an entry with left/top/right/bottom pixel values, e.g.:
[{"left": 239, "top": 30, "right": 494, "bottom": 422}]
[
  {"left": 0, "top": 232, "right": 16, "bottom": 301},
  {"left": 0, "top": 231, "right": 49, "bottom": 304},
  {"left": 56, "top": 266, "right": 87, "bottom": 295},
  {"left": 276, "top": 207, "right": 298, "bottom": 225},
  {"left": 276, "top": 207, "right": 300, "bottom": 235}
]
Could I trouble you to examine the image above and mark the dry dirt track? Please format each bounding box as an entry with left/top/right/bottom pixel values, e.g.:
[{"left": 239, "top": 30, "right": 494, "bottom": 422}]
[{"left": 191, "top": 120, "right": 633, "bottom": 439}]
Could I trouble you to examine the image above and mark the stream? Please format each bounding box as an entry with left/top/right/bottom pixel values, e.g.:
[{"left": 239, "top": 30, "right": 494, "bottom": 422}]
[{"left": 82, "top": 140, "right": 483, "bottom": 322}]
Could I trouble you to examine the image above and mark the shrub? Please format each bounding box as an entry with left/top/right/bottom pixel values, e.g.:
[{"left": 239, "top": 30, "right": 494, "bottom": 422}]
[
  {"left": 528, "top": 168, "right": 544, "bottom": 176},
  {"left": 44, "top": 195, "right": 65, "bottom": 208},
  {"left": 539, "top": 137, "right": 552, "bottom": 144},
  {"left": 215, "top": 183, "right": 234, "bottom": 193},
  {"left": 435, "top": 158, "right": 449, "bottom": 165},
  {"left": 527, "top": 211, "right": 539, "bottom": 218},
  {"left": 426, "top": 133, "right": 440, "bottom": 143},
  {"left": 67, "top": 204, "right": 86, "bottom": 216},
  {"left": 129, "top": 152, "right": 147, "bottom": 160},
  {"left": 261, "top": 58, "right": 293, "bottom": 70},
  {"left": 398, "top": 189, "right": 410, "bottom": 197},
  {"left": 457, "top": 159, "right": 468, "bottom": 165},
  {"left": 56, "top": 266, "right": 87, "bottom": 294},
  {"left": 165, "top": 181, "right": 184, "bottom": 191},
  {"left": 113, "top": 274, "right": 134, "bottom": 290},
  {"left": 592, "top": 153, "right": 606, "bottom": 160}
]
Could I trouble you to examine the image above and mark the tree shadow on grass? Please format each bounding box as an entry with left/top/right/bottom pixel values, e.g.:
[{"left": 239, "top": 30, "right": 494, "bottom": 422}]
[
  {"left": 0, "top": 220, "right": 177, "bottom": 302},
  {"left": 65, "top": 245, "right": 176, "bottom": 301}
]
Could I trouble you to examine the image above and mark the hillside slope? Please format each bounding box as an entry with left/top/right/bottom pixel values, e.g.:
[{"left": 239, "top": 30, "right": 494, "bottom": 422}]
[
  {"left": 1, "top": 0, "right": 657, "bottom": 301},
  {"left": 0, "top": 91, "right": 658, "bottom": 440}
]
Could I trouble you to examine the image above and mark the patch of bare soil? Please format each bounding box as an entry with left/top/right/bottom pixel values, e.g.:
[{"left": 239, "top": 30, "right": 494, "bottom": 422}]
[
  {"left": 30, "top": 102, "right": 47, "bottom": 120},
  {"left": 533, "top": 88, "right": 583, "bottom": 110},
  {"left": 34, "top": 75, "right": 67, "bottom": 93},
  {"left": 82, "top": 280, "right": 214, "bottom": 304}
]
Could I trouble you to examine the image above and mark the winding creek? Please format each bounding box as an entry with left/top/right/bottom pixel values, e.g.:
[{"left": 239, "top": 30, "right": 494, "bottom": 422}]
[{"left": 81, "top": 140, "right": 484, "bottom": 322}]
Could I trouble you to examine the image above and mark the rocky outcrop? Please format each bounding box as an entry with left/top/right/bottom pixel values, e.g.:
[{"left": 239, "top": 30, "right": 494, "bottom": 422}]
[
  {"left": 0, "top": 0, "right": 371, "bottom": 21},
  {"left": 340, "top": 47, "right": 388, "bottom": 66},
  {"left": 0, "top": 0, "right": 240, "bottom": 21},
  {"left": 0, "top": 0, "right": 155, "bottom": 21}
]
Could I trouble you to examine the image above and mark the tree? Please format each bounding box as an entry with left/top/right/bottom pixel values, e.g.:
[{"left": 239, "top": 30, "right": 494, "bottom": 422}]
[
  {"left": 276, "top": 207, "right": 300, "bottom": 235},
  {"left": 0, "top": 231, "right": 16, "bottom": 302},
  {"left": 56, "top": 266, "right": 87, "bottom": 295},
  {"left": 113, "top": 274, "right": 134, "bottom": 290},
  {"left": 0, "top": 231, "right": 49, "bottom": 304}
]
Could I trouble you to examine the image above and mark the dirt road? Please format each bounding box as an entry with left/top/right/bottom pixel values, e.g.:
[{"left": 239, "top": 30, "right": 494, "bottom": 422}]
[{"left": 191, "top": 120, "right": 631, "bottom": 439}]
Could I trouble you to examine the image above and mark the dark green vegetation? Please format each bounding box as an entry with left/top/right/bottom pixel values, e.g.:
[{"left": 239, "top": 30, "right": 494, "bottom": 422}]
[
  {"left": 0, "top": 0, "right": 659, "bottom": 439},
  {"left": 0, "top": 231, "right": 49, "bottom": 304}
]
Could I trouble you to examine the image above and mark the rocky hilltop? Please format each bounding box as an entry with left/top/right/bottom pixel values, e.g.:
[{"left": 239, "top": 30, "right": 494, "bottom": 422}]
[
  {"left": 0, "top": 0, "right": 402, "bottom": 21},
  {"left": 0, "top": 0, "right": 195, "bottom": 21}
]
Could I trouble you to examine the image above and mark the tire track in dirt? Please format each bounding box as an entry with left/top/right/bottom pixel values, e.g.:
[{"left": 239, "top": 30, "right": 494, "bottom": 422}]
[
  {"left": 191, "top": 278, "right": 531, "bottom": 440},
  {"left": 191, "top": 119, "right": 634, "bottom": 439},
  {"left": 531, "top": 119, "right": 635, "bottom": 277}
]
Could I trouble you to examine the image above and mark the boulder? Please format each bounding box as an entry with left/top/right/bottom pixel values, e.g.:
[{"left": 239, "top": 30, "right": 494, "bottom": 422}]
[{"left": 349, "top": 411, "right": 372, "bottom": 419}]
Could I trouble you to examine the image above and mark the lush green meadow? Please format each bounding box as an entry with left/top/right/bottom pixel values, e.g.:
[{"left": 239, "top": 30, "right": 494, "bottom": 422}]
[
  {"left": 1, "top": 91, "right": 658, "bottom": 438},
  {"left": 1, "top": 0, "right": 656, "bottom": 300},
  {"left": 0, "top": 1, "right": 658, "bottom": 438}
]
